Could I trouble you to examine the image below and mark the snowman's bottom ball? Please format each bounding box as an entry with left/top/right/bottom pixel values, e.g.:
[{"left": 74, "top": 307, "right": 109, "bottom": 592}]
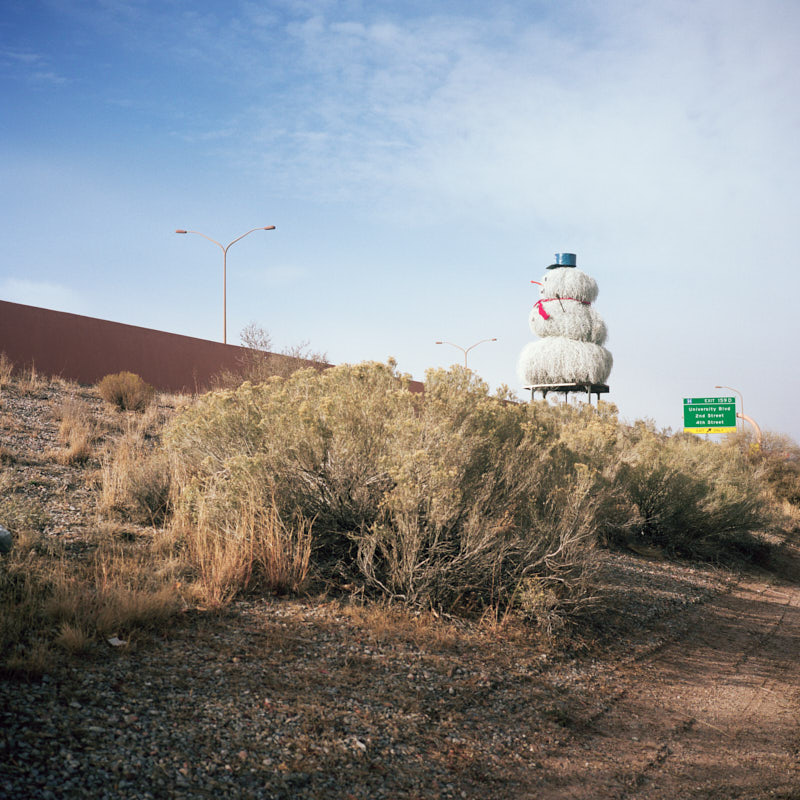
[{"left": 517, "top": 338, "right": 613, "bottom": 386}]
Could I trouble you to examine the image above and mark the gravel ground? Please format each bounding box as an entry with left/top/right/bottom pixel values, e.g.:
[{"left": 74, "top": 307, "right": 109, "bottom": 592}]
[{"left": 0, "top": 557, "right": 732, "bottom": 800}]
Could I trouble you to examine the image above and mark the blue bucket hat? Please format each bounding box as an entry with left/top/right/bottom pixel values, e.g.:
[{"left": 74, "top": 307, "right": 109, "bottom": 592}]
[{"left": 547, "top": 253, "right": 576, "bottom": 269}]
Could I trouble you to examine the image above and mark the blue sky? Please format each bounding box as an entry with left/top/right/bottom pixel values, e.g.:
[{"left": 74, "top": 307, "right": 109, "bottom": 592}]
[{"left": 2, "top": 0, "right": 799, "bottom": 441}]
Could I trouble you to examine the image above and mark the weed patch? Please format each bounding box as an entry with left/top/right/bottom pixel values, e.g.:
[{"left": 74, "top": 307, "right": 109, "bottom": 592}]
[
  {"left": 0, "top": 493, "right": 50, "bottom": 533},
  {"left": 0, "top": 530, "right": 181, "bottom": 675}
]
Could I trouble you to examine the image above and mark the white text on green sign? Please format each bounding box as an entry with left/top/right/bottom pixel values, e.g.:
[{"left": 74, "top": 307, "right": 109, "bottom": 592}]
[{"left": 683, "top": 397, "right": 737, "bottom": 433}]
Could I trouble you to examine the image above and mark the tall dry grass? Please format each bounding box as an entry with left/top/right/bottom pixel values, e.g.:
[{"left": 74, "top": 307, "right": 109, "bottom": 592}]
[
  {"left": 17, "top": 363, "right": 47, "bottom": 396},
  {"left": 0, "top": 375, "right": 180, "bottom": 675},
  {"left": 100, "top": 427, "right": 171, "bottom": 525},
  {"left": 0, "top": 352, "right": 13, "bottom": 388},
  {"left": 169, "top": 491, "right": 313, "bottom": 608},
  {"left": 54, "top": 397, "right": 95, "bottom": 465}
]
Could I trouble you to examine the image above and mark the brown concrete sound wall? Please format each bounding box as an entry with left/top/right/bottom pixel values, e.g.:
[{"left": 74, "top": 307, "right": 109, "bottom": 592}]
[
  {"left": 0, "top": 300, "right": 425, "bottom": 395},
  {"left": 0, "top": 300, "right": 257, "bottom": 393}
]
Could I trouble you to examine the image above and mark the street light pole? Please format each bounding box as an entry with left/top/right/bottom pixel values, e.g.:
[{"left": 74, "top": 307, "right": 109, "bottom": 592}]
[
  {"left": 175, "top": 225, "right": 276, "bottom": 344},
  {"left": 435, "top": 338, "right": 497, "bottom": 368},
  {"left": 715, "top": 384, "right": 744, "bottom": 433}
]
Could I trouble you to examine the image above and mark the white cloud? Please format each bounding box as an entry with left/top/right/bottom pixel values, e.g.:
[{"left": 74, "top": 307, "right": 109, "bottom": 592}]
[
  {"left": 31, "top": 70, "right": 68, "bottom": 85},
  {"left": 235, "top": 0, "right": 799, "bottom": 257},
  {"left": 0, "top": 48, "right": 68, "bottom": 84},
  {"left": 0, "top": 49, "right": 42, "bottom": 64}
]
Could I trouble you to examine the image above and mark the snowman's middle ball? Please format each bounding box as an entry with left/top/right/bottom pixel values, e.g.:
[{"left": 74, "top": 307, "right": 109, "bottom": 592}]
[{"left": 529, "top": 301, "right": 608, "bottom": 344}]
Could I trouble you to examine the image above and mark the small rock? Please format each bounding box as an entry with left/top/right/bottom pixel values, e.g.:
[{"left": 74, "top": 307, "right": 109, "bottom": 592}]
[{"left": 0, "top": 525, "right": 12, "bottom": 555}]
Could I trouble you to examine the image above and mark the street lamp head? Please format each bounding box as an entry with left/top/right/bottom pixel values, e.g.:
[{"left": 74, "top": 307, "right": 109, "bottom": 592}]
[
  {"left": 490, "top": 338, "right": 498, "bottom": 342},
  {"left": 262, "top": 225, "right": 276, "bottom": 230},
  {"left": 175, "top": 229, "right": 187, "bottom": 234},
  {"left": 435, "top": 341, "right": 444, "bottom": 345}
]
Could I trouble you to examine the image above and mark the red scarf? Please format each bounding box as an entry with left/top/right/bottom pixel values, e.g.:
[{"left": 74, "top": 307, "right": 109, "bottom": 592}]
[{"left": 534, "top": 297, "right": 590, "bottom": 321}]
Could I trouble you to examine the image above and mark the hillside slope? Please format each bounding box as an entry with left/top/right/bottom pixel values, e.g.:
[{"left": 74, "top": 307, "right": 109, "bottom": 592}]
[{"left": 1, "top": 375, "right": 798, "bottom": 799}]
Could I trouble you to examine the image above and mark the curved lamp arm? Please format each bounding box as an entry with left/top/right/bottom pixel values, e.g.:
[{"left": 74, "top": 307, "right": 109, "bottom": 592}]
[
  {"left": 737, "top": 413, "right": 762, "bottom": 447},
  {"left": 175, "top": 225, "right": 276, "bottom": 344},
  {"left": 435, "top": 338, "right": 497, "bottom": 368}
]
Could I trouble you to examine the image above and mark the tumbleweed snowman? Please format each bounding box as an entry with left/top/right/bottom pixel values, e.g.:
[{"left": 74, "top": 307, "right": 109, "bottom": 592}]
[{"left": 517, "top": 253, "right": 612, "bottom": 388}]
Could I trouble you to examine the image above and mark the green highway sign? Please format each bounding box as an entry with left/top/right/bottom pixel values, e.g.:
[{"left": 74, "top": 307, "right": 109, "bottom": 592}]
[{"left": 683, "top": 397, "right": 737, "bottom": 434}]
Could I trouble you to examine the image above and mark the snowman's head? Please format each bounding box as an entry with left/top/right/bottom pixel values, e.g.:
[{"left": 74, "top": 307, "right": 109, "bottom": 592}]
[{"left": 539, "top": 267, "right": 599, "bottom": 303}]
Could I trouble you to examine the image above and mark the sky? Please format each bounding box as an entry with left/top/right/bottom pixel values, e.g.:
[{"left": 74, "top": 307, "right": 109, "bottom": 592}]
[{"left": 2, "top": 0, "right": 799, "bottom": 441}]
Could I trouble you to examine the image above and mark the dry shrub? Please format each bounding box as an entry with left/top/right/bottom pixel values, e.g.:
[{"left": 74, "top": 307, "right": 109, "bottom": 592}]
[
  {"left": 712, "top": 430, "right": 800, "bottom": 546},
  {"left": 532, "top": 405, "right": 775, "bottom": 564},
  {"left": 777, "top": 499, "right": 800, "bottom": 537},
  {"left": 166, "top": 362, "right": 603, "bottom": 621},
  {"left": 354, "top": 373, "right": 603, "bottom": 620},
  {"left": 100, "top": 431, "right": 171, "bottom": 525},
  {"left": 97, "top": 371, "right": 155, "bottom": 411},
  {"left": 164, "top": 361, "right": 783, "bottom": 617},
  {"left": 748, "top": 431, "right": 800, "bottom": 506},
  {"left": 617, "top": 430, "right": 772, "bottom": 560},
  {"left": 558, "top": 417, "right": 774, "bottom": 563}
]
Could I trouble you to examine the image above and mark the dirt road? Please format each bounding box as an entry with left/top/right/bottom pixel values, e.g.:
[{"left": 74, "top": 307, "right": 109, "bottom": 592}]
[{"left": 530, "top": 571, "right": 800, "bottom": 799}]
